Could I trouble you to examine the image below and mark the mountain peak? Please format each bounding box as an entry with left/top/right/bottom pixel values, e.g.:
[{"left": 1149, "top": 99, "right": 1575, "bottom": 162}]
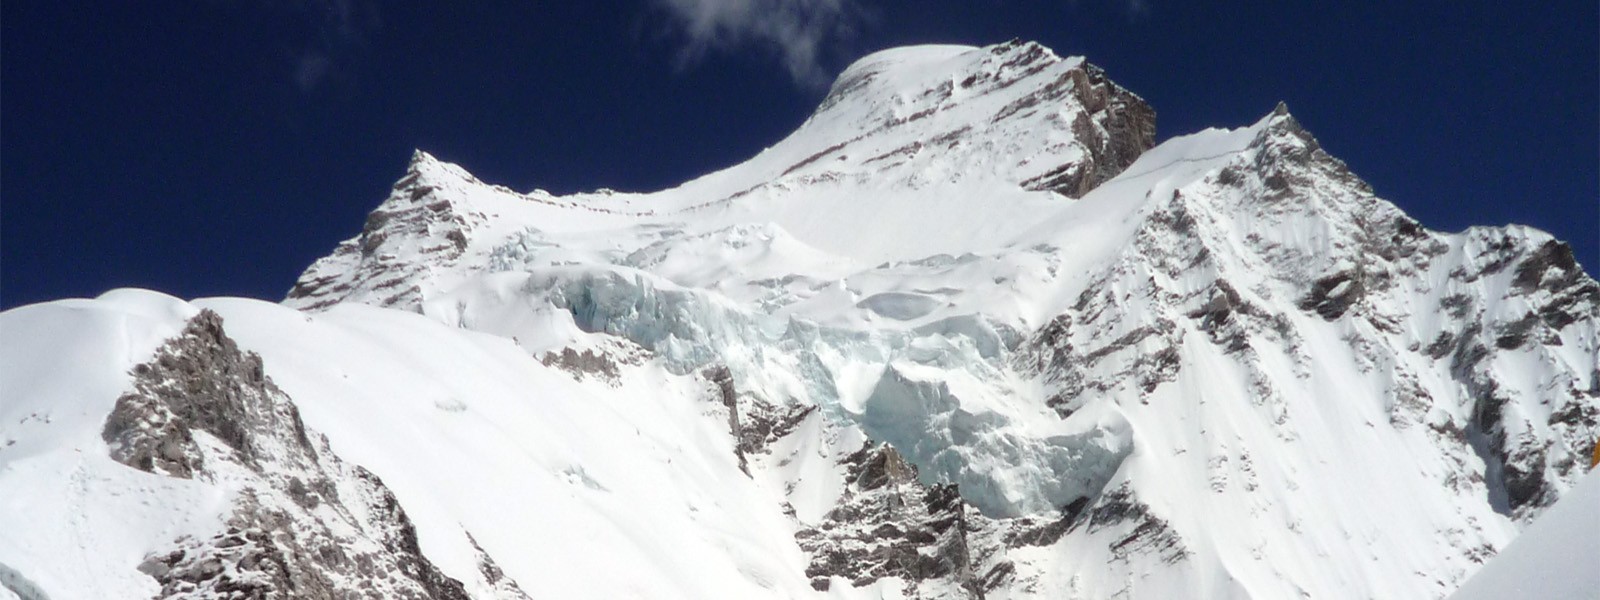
[
  {"left": 769, "top": 40, "right": 1156, "bottom": 200},
  {"left": 239, "top": 41, "right": 1600, "bottom": 598},
  {"left": 1242, "top": 100, "right": 1333, "bottom": 173},
  {"left": 402, "top": 149, "right": 480, "bottom": 188},
  {"left": 812, "top": 40, "right": 1082, "bottom": 124}
]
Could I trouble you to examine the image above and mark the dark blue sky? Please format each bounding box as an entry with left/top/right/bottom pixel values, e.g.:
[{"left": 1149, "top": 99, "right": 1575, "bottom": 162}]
[{"left": 3, "top": 2, "right": 1596, "bottom": 309}]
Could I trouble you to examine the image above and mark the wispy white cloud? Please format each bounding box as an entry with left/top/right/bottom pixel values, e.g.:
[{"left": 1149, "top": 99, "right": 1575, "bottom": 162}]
[
  {"left": 1073, "top": 0, "right": 1154, "bottom": 19},
  {"left": 294, "top": 52, "right": 334, "bottom": 92},
  {"left": 256, "top": 0, "right": 381, "bottom": 93},
  {"left": 648, "top": 0, "right": 864, "bottom": 88}
]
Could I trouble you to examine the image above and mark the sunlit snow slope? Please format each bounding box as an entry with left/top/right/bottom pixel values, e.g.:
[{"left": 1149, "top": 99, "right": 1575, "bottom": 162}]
[
  {"left": 1450, "top": 467, "right": 1600, "bottom": 600},
  {"left": 2, "top": 291, "right": 823, "bottom": 599},
  {"left": 4, "top": 40, "right": 1597, "bottom": 600}
]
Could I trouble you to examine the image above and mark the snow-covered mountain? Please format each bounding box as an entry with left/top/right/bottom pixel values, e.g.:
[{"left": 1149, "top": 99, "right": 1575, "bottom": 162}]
[{"left": 3, "top": 40, "right": 1596, "bottom": 599}]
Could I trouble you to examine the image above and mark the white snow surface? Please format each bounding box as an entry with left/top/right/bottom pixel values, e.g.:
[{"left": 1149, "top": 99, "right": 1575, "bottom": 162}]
[
  {"left": 0, "top": 292, "right": 224, "bottom": 599},
  {"left": 2, "top": 290, "right": 830, "bottom": 599},
  {"left": 4, "top": 41, "right": 1598, "bottom": 599},
  {"left": 1451, "top": 467, "right": 1600, "bottom": 600}
]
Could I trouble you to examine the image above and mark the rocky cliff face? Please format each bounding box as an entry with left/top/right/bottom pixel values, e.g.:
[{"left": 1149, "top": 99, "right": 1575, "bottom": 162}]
[
  {"left": 796, "top": 443, "right": 987, "bottom": 597},
  {"left": 286, "top": 152, "right": 496, "bottom": 312},
  {"left": 102, "top": 310, "right": 527, "bottom": 599},
  {"left": 798, "top": 39, "right": 1156, "bottom": 199}
]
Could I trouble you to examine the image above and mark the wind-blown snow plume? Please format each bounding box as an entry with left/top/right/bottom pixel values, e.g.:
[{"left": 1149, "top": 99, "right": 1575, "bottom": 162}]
[{"left": 651, "top": 0, "right": 860, "bottom": 86}]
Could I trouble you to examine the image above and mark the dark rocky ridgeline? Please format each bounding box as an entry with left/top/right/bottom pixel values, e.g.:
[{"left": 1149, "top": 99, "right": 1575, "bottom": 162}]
[
  {"left": 1437, "top": 233, "right": 1600, "bottom": 521},
  {"left": 809, "top": 38, "right": 1155, "bottom": 202},
  {"left": 102, "top": 310, "right": 527, "bottom": 599},
  {"left": 1058, "top": 484, "right": 1189, "bottom": 567},
  {"left": 1009, "top": 48, "right": 1157, "bottom": 197},
  {"left": 901, "top": 38, "right": 1158, "bottom": 199},
  {"left": 993, "top": 482, "right": 1190, "bottom": 568},
  {"left": 1198, "top": 106, "right": 1600, "bottom": 521},
  {"left": 285, "top": 151, "right": 488, "bottom": 311},
  {"left": 538, "top": 337, "right": 650, "bottom": 386},
  {"left": 703, "top": 365, "right": 817, "bottom": 476},
  {"left": 1259, "top": 109, "right": 1600, "bottom": 519}
]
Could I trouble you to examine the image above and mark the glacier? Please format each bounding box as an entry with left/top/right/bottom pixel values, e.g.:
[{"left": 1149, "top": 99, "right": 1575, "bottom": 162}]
[{"left": 3, "top": 40, "right": 1597, "bottom": 599}]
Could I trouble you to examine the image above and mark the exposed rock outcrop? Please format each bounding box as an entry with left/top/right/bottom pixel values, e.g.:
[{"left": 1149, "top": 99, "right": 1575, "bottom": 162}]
[
  {"left": 285, "top": 151, "right": 490, "bottom": 311},
  {"left": 796, "top": 443, "right": 989, "bottom": 598},
  {"left": 103, "top": 310, "right": 526, "bottom": 599}
]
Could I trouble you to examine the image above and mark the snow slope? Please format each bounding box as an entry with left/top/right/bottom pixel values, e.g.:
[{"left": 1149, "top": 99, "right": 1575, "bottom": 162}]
[
  {"left": 0, "top": 292, "right": 222, "bottom": 599},
  {"left": 2, "top": 290, "right": 838, "bottom": 599},
  {"left": 1451, "top": 467, "right": 1600, "bottom": 600},
  {"left": 3, "top": 40, "right": 1597, "bottom": 599}
]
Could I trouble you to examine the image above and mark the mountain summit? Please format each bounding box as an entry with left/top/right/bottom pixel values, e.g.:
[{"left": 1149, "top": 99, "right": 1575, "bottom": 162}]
[{"left": 4, "top": 40, "right": 1596, "bottom": 599}]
